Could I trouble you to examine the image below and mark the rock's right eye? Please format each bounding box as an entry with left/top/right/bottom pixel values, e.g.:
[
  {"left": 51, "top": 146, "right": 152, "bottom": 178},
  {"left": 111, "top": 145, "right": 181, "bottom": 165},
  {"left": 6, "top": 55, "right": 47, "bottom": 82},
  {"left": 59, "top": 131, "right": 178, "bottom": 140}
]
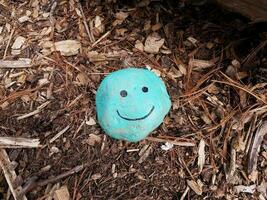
[{"left": 120, "top": 90, "right": 127, "bottom": 97}]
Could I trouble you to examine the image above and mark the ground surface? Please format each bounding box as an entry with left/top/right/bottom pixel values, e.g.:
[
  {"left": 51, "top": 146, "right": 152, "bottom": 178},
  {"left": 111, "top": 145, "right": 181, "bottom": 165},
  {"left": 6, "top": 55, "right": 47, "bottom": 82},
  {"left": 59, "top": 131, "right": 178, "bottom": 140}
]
[{"left": 0, "top": 0, "right": 266, "bottom": 199}]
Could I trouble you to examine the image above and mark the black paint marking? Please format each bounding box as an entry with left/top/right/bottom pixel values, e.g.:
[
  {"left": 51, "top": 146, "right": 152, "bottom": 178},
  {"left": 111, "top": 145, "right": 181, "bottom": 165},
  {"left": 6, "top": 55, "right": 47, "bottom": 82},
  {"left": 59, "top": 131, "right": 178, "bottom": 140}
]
[
  {"left": 117, "top": 106, "right": 154, "bottom": 121},
  {"left": 142, "top": 86, "right": 148, "bottom": 93},
  {"left": 120, "top": 90, "right": 127, "bottom": 97}
]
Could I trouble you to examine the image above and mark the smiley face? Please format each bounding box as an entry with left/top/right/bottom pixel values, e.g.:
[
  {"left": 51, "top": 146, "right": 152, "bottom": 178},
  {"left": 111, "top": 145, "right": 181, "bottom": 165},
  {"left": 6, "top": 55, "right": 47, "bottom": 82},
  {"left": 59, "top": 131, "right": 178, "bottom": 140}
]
[
  {"left": 96, "top": 68, "right": 171, "bottom": 142},
  {"left": 117, "top": 87, "right": 154, "bottom": 121}
]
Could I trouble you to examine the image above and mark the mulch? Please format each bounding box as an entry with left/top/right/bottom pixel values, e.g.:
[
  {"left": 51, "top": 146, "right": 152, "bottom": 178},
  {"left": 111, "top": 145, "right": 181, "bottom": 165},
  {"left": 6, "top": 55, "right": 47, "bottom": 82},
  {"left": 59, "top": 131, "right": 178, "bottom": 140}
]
[{"left": 0, "top": 0, "right": 266, "bottom": 199}]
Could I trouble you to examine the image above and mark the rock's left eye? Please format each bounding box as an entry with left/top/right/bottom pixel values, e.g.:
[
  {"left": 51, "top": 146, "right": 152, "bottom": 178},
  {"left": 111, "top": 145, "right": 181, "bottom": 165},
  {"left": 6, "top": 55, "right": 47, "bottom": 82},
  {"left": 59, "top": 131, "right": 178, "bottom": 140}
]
[
  {"left": 120, "top": 90, "right": 127, "bottom": 97},
  {"left": 142, "top": 86, "right": 148, "bottom": 93}
]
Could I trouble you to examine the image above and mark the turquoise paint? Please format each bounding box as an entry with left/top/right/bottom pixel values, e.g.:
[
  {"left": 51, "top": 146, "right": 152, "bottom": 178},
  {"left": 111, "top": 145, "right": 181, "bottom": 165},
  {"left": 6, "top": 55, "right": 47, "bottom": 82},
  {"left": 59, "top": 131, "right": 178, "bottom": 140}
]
[{"left": 96, "top": 68, "right": 171, "bottom": 142}]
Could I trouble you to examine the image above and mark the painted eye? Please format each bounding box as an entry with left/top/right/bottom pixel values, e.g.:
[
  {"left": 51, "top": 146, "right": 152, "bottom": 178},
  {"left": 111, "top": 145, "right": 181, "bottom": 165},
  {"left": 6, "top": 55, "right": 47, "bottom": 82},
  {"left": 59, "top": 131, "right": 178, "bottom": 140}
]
[
  {"left": 142, "top": 86, "right": 148, "bottom": 93},
  {"left": 120, "top": 90, "right": 127, "bottom": 97}
]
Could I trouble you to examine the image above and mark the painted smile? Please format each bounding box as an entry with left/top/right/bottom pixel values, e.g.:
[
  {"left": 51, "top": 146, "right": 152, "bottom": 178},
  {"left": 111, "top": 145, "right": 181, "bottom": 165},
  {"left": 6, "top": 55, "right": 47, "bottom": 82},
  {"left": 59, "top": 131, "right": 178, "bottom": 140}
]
[{"left": 117, "top": 106, "right": 155, "bottom": 121}]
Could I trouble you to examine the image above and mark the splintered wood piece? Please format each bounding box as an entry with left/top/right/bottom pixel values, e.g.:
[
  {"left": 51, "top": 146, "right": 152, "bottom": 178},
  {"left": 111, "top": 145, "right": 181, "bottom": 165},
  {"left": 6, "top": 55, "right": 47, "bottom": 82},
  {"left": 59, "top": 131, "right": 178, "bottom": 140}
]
[
  {"left": 49, "top": 125, "right": 70, "bottom": 143},
  {"left": 0, "top": 137, "right": 40, "bottom": 148},
  {"left": 189, "top": 58, "right": 215, "bottom": 71},
  {"left": 54, "top": 185, "right": 70, "bottom": 200},
  {"left": 216, "top": 0, "right": 267, "bottom": 22},
  {"left": 247, "top": 121, "right": 267, "bottom": 174},
  {"left": 146, "top": 136, "right": 195, "bottom": 146},
  {"left": 0, "top": 59, "right": 32, "bottom": 68},
  {"left": 0, "top": 149, "right": 27, "bottom": 200}
]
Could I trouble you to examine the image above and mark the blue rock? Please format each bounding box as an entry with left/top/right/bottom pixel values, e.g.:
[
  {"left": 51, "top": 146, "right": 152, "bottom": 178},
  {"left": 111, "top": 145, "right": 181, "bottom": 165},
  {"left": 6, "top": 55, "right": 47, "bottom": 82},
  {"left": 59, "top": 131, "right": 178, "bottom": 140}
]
[{"left": 96, "top": 68, "right": 171, "bottom": 142}]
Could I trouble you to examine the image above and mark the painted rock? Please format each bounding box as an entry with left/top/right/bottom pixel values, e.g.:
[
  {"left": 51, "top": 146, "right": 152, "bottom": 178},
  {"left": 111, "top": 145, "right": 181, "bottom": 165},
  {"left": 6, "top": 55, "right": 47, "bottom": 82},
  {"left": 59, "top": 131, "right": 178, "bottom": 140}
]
[{"left": 96, "top": 68, "right": 171, "bottom": 142}]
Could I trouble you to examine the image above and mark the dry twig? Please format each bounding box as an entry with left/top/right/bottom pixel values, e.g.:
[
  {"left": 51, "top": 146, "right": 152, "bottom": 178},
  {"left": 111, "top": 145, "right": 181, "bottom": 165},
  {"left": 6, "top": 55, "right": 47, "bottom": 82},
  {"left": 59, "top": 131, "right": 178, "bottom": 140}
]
[
  {"left": 0, "top": 149, "right": 27, "bottom": 200},
  {"left": 146, "top": 136, "right": 195, "bottom": 146},
  {"left": 0, "top": 137, "right": 40, "bottom": 148},
  {"left": 247, "top": 121, "right": 267, "bottom": 174}
]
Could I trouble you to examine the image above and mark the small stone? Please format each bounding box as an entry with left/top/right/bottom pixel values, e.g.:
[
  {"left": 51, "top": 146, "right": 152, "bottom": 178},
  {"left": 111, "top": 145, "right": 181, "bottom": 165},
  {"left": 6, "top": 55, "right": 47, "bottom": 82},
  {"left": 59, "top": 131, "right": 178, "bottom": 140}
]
[{"left": 96, "top": 68, "right": 171, "bottom": 142}]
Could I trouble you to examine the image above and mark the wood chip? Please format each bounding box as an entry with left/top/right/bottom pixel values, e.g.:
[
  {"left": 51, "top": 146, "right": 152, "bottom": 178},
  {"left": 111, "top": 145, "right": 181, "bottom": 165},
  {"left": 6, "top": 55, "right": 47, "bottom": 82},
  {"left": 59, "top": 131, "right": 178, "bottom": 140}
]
[
  {"left": 0, "top": 149, "right": 27, "bottom": 200},
  {"left": 11, "top": 36, "right": 26, "bottom": 49},
  {"left": 234, "top": 184, "right": 256, "bottom": 194},
  {"left": 53, "top": 40, "right": 81, "bottom": 56},
  {"left": 86, "top": 117, "right": 96, "bottom": 126},
  {"left": 138, "top": 145, "right": 153, "bottom": 163},
  {"left": 18, "top": 16, "right": 31, "bottom": 23},
  {"left": 247, "top": 121, "right": 267, "bottom": 174},
  {"left": 115, "top": 11, "right": 129, "bottom": 20},
  {"left": 112, "top": 11, "right": 129, "bottom": 26},
  {"left": 197, "top": 139, "right": 205, "bottom": 173},
  {"left": 189, "top": 58, "right": 215, "bottom": 71},
  {"left": 85, "top": 134, "right": 101, "bottom": 146},
  {"left": 0, "top": 59, "right": 32, "bottom": 69},
  {"left": 177, "top": 64, "right": 187, "bottom": 75},
  {"left": 76, "top": 73, "right": 89, "bottom": 85},
  {"left": 17, "top": 101, "right": 50, "bottom": 120},
  {"left": 54, "top": 185, "right": 70, "bottom": 200},
  {"left": 144, "top": 33, "right": 165, "bottom": 54},
  {"left": 134, "top": 40, "right": 144, "bottom": 52},
  {"left": 187, "top": 36, "right": 198, "bottom": 46},
  {"left": 94, "top": 16, "right": 105, "bottom": 35},
  {"left": 116, "top": 28, "right": 127, "bottom": 36},
  {"left": 206, "top": 42, "right": 214, "bottom": 49},
  {"left": 187, "top": 179, "right": 203, "bottom": 195},
  {"left": 146, "top": 136, "right": 195, "bottom": 147},
  {"left": 151, "top": 23, "right": 162, "bottom": 31},
  {"left": 49, "top": 125, "right": 70, "bottom": 143},
  {"left": 86, "top": 51, "right": 106, "bottom": 62},
  {"left": 91, "top": 173, "right": 102, "bottom": 180},
  {"left": 0, "top": 137, "right": 40, "bottom": 148},
  {"left": 161, "top": 142, "right": 174, "bottom": 151}
]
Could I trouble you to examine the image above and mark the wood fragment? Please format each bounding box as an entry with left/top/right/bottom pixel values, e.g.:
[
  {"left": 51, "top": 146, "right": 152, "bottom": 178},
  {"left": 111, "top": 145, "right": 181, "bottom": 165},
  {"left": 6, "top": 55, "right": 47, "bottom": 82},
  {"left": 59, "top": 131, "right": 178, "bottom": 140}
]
[
  {"left": 49, "top": 125, "right": 70, "bottom": 143},
  {"left": 234, "top": 184, "right": 256, "bottom": 194},
  {"left": 0, "top": 137, "right": 40, "bottom": 148},
  {"left": 54, "top": 185, "right": 70, "bottom": 200},
  {"left": 146, "top": 136, "right": 195, "bottom": 146},
  {"left": 17, "top": 101, "right": 51, "bottom": 120},
  {"left": 247, "top": 121, "right": 267, "bottom": 174},
  {"left": 138, "top": 145, "right": 153, "bottom": 163},
  {"left": 0, "top": 60, "right": 32, "bottom": 69},
  {"left": 187, "top": 179, "right": 203, "bottom": 195},
  {"left": 19, "top": 162, "right": 93, "bottom": 196},
  {"left": 91, "top": 31, "right": 111, "bottom": 48},
  {"left": 180, "top": 186, "right": 190, "bottom": 200},
  {"left": 197, "top": 139, "right": 205, "bottom": 173},
  {"left": 189, "top": 58, "right": 215, "bottom": 71},
  {"left": 0, "top": 149, "right": 27, "bottom": 200},
  {"left": 216, "top": 0, "right": 267, "bottom": 22},
  {"left": 78, "top": 2, "right": 95, "bottom": 43},
  {"left": 243, "top": 40, "right": 267, "bottom": 67},
  {"left": 213, "top": 80, "right": 267, "bottom": 104},
  {"left": 3, "top": 28, "right": 15, "bottom": 60}
]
